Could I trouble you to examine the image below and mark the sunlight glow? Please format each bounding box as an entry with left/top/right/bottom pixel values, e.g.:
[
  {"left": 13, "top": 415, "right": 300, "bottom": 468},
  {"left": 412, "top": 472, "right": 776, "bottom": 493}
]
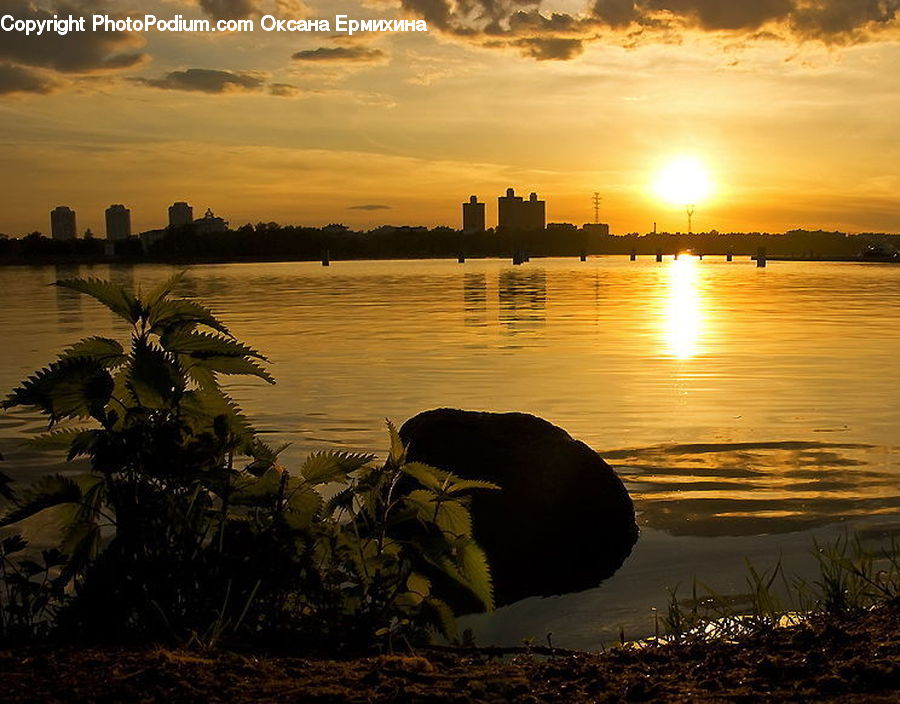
[
  {"left": 662, "top": 256, "right": 703, "bottom": 359},
  {"left": 654, "top": 157, "right": 712, "bottom": 206}
]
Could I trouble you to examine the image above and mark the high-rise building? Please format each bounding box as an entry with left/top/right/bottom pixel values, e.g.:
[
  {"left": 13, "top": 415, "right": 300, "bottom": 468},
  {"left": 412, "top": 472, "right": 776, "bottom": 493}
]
[
  {"left": 105, "top": 204, "right": 132, "bottom": 241},
  {"left": 168, "top": 201, "right": 193, "bottom": 227},
  {"left": 522, "top": 192, "right": 546, "bottom": 231},
  {"left": 462, "top": 195, "right": 485, "bottom": 233},
  {"left": 498, "top": 188, "right": 524, "bottom": 231},
  {"left": 50, "top": 206, "right": 77, "bottom": 240},
  {"left": 497, "top": 188, "right": 545, "bottom": 231}
]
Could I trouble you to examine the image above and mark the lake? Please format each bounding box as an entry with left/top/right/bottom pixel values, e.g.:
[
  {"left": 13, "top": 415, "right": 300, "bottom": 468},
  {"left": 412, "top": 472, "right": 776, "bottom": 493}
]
[{"left": 1, "top": 256, "right": 899, "bottom": 649}]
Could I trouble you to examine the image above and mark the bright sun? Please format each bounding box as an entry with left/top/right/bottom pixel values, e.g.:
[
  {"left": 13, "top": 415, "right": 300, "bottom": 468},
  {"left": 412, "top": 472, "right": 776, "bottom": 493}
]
[{"left": 654, "top": 157, "right": 712, "bottom": 206}]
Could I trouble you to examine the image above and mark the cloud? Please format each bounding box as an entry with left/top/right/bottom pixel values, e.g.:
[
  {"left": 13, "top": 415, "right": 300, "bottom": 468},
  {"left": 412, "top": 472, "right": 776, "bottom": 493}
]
[
  {"left": 136, "top": 68, "right": 267, "bottom": 93},
  {"left": 0, "top": 63, "right": 58, "bottom": 95},
  {"left": 196, "top": 0, "right": 260, "bottom": 21},
  {"left": 192, "top": 0, "right": 309, "bottom": 21},
  {"left": 292, "top": 47, "right": 388, "bottom": 62},
  {"left": 397, "top": 0, "right": 900, "bottom": 60},
  {"left": 0, "top": 1, "right": 146, "bottom": 74},
  {"left": 269, "top": 82, "right": 300, "bottom": 96},
  {"left": 513, "top": 37, "right": 585, "bottom": 60},
  {"left": 348, "top": 204, "right": 392, "bottom": 210}
]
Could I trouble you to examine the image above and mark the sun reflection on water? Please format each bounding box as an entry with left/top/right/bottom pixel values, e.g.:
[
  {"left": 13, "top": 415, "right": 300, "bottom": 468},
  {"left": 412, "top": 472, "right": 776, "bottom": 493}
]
[{"left": 662, "top": 256, "right": 704, "bottom": 359}]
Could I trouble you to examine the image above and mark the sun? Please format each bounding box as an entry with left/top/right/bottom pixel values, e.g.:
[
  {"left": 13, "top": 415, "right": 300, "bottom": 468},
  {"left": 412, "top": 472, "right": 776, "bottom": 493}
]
[{"left": 654, "top": 156, "right": 712, "bottom": 206}]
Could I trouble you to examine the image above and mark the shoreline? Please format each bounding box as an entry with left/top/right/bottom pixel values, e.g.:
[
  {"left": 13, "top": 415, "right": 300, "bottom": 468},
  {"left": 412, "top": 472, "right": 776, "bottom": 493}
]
[
  {"left": 3, "top": 602, "right": 898, "bottom": 702},
  {"left": 1, "top": 252, "right": 898, "bottom": 268}
]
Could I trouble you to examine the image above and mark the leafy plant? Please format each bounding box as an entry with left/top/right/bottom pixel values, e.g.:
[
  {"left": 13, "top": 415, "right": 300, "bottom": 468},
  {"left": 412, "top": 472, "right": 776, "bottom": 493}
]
[{"left": 0, "top": 274, "right": 497, "bottom": 651}]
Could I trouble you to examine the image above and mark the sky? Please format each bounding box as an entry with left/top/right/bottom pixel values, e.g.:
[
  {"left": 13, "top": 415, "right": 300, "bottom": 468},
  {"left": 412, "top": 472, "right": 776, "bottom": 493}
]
[{"left": 2, "top": 0, "right": 900, "bottom": 236}]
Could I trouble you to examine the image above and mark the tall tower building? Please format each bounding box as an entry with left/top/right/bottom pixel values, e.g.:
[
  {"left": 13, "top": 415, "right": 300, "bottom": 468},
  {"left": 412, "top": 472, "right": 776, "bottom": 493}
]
[
  {"left": 498, "top": 188, "right": 545, "bottom": 231},
  {"left": 105, "top": 204, "right": 132, "bottom": 241},
  {"left": 522, "top": 192, "right": 546, "bottom": 231},
  {"left": 50, "top": 206, "right": 77, "bottom": 240},
  {"left": 168, "top": 201, "right": 193, "bottom": 227},
  {"left": 497, "top": 188, "right": 524, "bottom": 230},
  {"left": 462, "top": 195, "right": 485, "bottom": 233}
]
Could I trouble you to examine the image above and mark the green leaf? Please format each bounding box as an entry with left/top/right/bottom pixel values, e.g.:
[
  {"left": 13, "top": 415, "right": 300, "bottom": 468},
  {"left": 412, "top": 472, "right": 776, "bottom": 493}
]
[
  {"left": 300, "top": 450, "right": 375, "bottom": 485},
  {"left": 401, "top": 462, "right": 444, "bottom": 491},
  {"left": 0, "top": 474, "right": 82, "bottom": 528},
  {"left": 181, "top": 385, "right": 256, "bottom": 449},
  {"left": 148, "top": 298, "right": 231, "bottom": 336},
  {"left": 143, "top": 271, "right": 186, "bottom": 309},
  {"left": 437, "top": 537, "right": 494, "bottom": 612},
  {"left": 3, "top": 357, "right": 113, "bottom": 422},
  {"left": 386, "top": 419, "right": 405, "bottom": 466},
  {"left": 187, "top": 355, "right": 274, "bottom": 385},
  {"left": 422, "top": 596, "right": 457, "bottom": 640},
  {"left": 406, "top": 490, "right": 473, "bottom": 538},
  {"left": 55, "top": 278, "right": 141, "bottom": 324},
  {"left": 57, "top": 337, "right": 127, "bottom": 369},
  {"left": 283, "top": 482, "right": 324, "bottom": 529},
  {"left": 126, "top": 337, "right": 182, "bottom": 409},
  {"left": 161, "top": 329, "right": 266, "bottom": 361},
  {"left": 26, "top": 428, "right": 92, "bottom": 451}
]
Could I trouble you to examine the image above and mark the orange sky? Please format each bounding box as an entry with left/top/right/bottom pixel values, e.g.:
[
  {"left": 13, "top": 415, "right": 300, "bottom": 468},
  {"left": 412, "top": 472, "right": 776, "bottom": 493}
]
[{"left": 2, "top": 0, "right": 900, "bottom": 236}]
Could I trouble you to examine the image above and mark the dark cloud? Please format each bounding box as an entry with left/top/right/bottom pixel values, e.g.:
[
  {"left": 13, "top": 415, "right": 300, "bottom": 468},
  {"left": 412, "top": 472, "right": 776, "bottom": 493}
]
[
  {"left": 269, "top": 82, "right": 300, "bottom": 97},
  {"left": 136, "top": 68, "right": 266, "bottom": 93},
  {"left": 348, "top": 204, "right": 391, "bottom": 210},
  {"left": 196, "top": 0, "right": 259, "bottom": 21},
  {"left": 0, "top": 1, "right": 146, "bottom": 73},
  {"left": 513, "top": 37, "right": 585, "bottom": 60},
  {"left": 643, "top": 0, "right": 794, "bottom": 31},
  {"left": 292, "top": 47, "right": 387, "bottom": 62},
  {"left": 399, "top": 0, "right": 900, "bottom": 60},
  {"left": 0, "top": 63, "right": 57, "bottom": 95}
]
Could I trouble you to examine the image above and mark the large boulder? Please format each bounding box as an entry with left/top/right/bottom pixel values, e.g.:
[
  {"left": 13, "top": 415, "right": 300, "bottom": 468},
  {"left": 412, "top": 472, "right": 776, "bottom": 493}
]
[{"left": 400, "top": 409, "right": 638, "bottom": 606}]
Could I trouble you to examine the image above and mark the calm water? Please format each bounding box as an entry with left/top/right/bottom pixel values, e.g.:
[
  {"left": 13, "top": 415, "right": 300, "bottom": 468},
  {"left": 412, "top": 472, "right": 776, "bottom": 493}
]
[{"left": 1, "top": 257, "right": 899, "bottom": 648}]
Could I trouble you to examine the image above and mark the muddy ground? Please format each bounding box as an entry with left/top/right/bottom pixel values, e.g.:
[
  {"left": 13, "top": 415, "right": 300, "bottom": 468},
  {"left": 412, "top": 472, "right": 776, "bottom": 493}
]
[{"left": 3, "top": 601, "right": 900, "bottom": 703}]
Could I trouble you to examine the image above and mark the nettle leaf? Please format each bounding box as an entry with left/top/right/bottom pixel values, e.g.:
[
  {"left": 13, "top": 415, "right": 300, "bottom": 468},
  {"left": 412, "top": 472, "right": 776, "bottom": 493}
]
[
  {"left": 55, "top": 278, "right": 142, "bottom": 324},
  {"left": 126, "top": 337, "right": 183, "bottom": 409},
  {"left": 406, "top": 490, "right": 473, "bottom": 538},
  {"left": 188, "top": 355, "right": 274, "bottom": 385},
  {"left": 401, "top": 462, "right": 444, "bottom": 492},
  {"left": 3, "top": 357, "right": 113, "bottom": 422},
  {"left": 0, "top": 474, "right": 82, "bottom": 528},
  {"left": 181, "top": 385, "right": 256, "bottom": 448},
  {"left": 422, "top": 596, "right": 457, "bottom": 640},
  {"left": 143, "top": 271, "right": 186, "bottom": 309},
  {"left": 434, "top": 536, "right": 494, "bottom": 612},
  {"left": 300, "top": 450, "right": 375, "bottom": 485},
  {"left": 27, "top": 428, "right": 99, "bottom": 461},
  {"left": 160, "top": 329, "right": 267, "bottom": 361},
  {"left": 57, "top": 337, "right": 127, "bottom": 369},
  {"left": 148, "top": 298, "right": 231, "bottom": 336},
  {"left": 283, "top": 482, "right": 324, "bottom": 529},
  {"left": 386, "top": 419, "right": 405, "bottom": 466}
]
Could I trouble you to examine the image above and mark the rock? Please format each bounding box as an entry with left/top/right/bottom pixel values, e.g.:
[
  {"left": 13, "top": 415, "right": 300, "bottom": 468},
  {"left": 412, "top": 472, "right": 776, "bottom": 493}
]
[{"left": 399, "top": 409, "right": 638, "bottom": 605}]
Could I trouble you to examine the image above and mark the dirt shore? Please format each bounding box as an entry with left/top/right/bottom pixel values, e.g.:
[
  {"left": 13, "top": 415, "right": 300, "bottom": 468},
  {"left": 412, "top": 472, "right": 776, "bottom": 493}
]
[{"left": 3, "top": 601, "right": 899, "bottom": 703}]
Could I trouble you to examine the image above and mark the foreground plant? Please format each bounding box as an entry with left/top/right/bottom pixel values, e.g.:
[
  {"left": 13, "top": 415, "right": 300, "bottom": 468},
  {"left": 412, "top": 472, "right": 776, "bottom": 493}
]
[{"left": 0, "top": 274, "right": 496, "bottom": 650}]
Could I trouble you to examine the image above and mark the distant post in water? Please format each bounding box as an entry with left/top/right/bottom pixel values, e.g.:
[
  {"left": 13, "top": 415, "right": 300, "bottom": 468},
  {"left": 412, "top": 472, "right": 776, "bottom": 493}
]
[
  {"left": 726, "top": 249, "right": 733, "bottom": 262},
  {"left": 656, "top": 249, "right": 663, "bottom": 263},
  {"left": 757, "top": 247, "right": 767, "bottom": 268},
  {"left": 580, "top": 250, "right": 587, "bottom": 262},
  {"left": 322, "top": 249, "right": 330, "bottom": 267},
  {"left": 630, "top": 249, "right": 637, "bottom": 261},
  {"left": 458, "top": 252, "right": 465, "bottom": 264}
]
